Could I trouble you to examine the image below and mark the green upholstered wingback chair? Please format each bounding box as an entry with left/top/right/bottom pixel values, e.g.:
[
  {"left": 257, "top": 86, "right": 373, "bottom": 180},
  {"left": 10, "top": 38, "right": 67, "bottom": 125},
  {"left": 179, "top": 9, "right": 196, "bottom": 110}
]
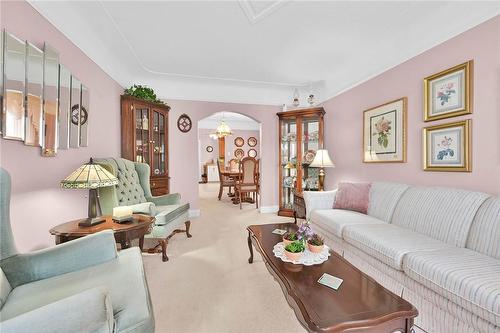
[
  {"left": 0, "top": 167, "right": 154, "bottom": 333},
  {"left": 95, "top": 158, "right": 191, "bottom": 262}
]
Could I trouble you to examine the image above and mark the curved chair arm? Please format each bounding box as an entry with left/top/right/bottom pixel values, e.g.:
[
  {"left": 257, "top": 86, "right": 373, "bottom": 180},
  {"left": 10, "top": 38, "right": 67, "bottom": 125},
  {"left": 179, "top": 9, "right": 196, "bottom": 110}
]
[
  {"left": 303, "top": 190, "right": 338, "bottom": 221},
  {"left": 1, "top": 231, "right": 117, "bottom": 288},
  {"left": 0, "top": 287, "right": 114, "bottom": 333},
  {"left": 146, "top": 193, "right": 180, "bottom": 206}
]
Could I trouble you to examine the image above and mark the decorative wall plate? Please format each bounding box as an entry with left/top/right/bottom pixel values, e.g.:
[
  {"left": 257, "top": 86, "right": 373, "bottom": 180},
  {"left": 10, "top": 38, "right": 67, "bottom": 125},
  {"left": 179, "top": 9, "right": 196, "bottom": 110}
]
[
  {"left": 303, "top": 149, "right": 316, "bottom": 164},
  {"left": 177, "top": 113, "right": 192, "bottom": 133},
  {"left": 206, "top": 145, "right": 213, "bottom": 152},
  {"left": 234, "top": 136, "right": 244, "bottom": 147},
  {"left": 234, "top": 148, "right": 245, "bottom": 159},
  {"left": 248, "top": 148, "right": 257, "bottom": 158},
  {"left": 248, "top": 136, "right": 257, "bottom": 147}
]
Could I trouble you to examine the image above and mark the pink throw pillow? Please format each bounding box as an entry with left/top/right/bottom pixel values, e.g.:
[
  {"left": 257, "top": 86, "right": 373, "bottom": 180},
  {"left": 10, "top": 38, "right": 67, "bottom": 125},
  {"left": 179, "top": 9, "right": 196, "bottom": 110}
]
[{"left": 333, "top": 182, "right": 372, "bottom": 214}]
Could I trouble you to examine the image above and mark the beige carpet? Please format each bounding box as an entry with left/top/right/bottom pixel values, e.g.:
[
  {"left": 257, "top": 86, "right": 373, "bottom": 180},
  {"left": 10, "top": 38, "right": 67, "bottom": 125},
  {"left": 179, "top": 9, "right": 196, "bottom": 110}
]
[{"left": 142, "top": 183, "right": 306, "bottom": 333}]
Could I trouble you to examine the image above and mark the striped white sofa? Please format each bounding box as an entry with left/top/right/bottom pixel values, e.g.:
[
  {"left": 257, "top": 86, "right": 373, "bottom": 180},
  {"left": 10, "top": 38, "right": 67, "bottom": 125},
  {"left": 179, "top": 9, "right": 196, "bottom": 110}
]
[{"left": 304, "top": 182, "right": 500, "bottom": 333}]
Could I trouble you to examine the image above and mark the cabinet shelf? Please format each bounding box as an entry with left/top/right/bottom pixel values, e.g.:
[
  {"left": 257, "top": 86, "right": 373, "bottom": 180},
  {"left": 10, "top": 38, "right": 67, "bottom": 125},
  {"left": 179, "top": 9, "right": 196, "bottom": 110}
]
[{"left": 277, "top": 107, "right": 325, "bottom": 217}]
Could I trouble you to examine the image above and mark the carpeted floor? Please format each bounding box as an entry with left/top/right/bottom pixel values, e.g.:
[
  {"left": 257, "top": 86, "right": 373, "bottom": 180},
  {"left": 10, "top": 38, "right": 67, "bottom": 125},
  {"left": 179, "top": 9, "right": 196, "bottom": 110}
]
[{"left": 143, "top": 183, "right": 306, "bottom": 333}]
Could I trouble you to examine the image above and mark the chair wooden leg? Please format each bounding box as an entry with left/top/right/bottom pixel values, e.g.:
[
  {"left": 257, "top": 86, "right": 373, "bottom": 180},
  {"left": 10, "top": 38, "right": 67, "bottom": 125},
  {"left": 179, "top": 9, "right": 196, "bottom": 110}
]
[
  {"left": 160, "top": 239, "right": 169, "bottom": 262},
  {"left": 239, "top": 190, "right": 242, "bottom": 209},
  {"left": 139, "top": 236, "right": 144, "bottom": 251},
  {"left": 218, "top": 184, "right": 223, "bottom": 200},
  {"left": 256, "top": 192, "right": 258, "bottom": 209},
  {"left": 185, "top": 221, "right": 192, "bottom": 238}
]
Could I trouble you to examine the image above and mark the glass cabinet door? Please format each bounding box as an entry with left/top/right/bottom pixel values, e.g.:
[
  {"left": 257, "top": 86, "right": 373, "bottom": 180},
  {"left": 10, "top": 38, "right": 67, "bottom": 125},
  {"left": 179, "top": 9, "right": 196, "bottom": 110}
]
[
  {"left": 301, "top": 116, "right": 321, "bottom": 190},
  {"left": 151, "top": 109, "right": 166, "bottom": 176},
  {"left": 281, "top": 118, "right": 297, "bottom": 209},
  {"left": 135, "top": 107, "right": 150, "bottom": 164}
]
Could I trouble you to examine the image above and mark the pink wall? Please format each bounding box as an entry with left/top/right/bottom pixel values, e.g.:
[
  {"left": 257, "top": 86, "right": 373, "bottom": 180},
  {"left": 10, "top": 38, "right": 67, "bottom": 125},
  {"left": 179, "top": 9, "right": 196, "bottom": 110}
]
[
  {"left": 198, "top": 128, "right": 219, "bottom": 175},
  {"left": 0, "top": 1, "right": 124, "bottom": 251},
  {"left": 321, "top": 15, "right": 500, "bottom": 195},
  {"left": 224, "top": 129, "right": 260, "bottom": 161},
  {"left": 167, "top": 100, "right": 280, "bottom": 212}
]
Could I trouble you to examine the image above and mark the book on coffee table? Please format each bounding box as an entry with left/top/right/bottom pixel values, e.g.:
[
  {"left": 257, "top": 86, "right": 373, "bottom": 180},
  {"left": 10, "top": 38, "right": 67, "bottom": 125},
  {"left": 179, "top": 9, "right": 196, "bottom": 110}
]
[{"left": 318, "top": 273, "right": 343, "bottom": 290}]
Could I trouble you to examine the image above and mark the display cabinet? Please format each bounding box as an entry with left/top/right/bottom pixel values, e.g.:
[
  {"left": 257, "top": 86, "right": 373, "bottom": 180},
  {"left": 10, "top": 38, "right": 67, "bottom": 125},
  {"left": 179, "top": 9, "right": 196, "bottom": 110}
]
[
  {"left": 121, "top": 95, "right": 170, "bottom": 195},
  {"left": 277, "top": 107, "right": 325, "bottom": 217}
]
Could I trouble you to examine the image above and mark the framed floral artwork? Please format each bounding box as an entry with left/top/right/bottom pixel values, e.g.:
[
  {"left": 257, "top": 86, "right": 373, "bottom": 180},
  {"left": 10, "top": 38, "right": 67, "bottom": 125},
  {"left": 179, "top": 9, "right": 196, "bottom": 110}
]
[
  {"left": 423, "top": 119, "right": 471, "bottom": 172},
  {"left": 424, "top": 60, "right": 472, "bottom": 121},
  {"left": 363, "top": 97, "right": 407, "bottom": 163}
]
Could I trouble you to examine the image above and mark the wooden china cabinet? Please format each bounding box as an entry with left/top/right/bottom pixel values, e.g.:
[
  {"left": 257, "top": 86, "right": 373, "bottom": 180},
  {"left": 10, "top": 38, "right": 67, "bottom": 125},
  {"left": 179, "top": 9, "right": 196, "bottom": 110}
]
[
  {"left": 277, "top": 107, "right": 325, "bottom": 217},
  {"left": 121, "top": 95, "right": 170, "bottom": 196}
]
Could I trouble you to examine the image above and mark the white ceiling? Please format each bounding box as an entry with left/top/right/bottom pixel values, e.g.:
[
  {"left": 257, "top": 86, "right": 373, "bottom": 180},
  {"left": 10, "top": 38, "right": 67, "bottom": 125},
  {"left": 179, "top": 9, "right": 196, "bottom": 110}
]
[
  {"left": 198, "top": 111, "right": 260, "bottom": 131},
  {"left": 28, "top": 1, "right": 500, "bottom": 105}
]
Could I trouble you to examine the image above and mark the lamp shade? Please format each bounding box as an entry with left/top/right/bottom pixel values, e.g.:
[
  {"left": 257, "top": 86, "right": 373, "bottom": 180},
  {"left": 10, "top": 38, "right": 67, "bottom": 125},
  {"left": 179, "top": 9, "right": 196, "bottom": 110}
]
[
  {"left": 310, "top": 149, "right": 335, "bottom": 168},
  {"left": 61, "top": 159, "right": 118, "bottom": 189}
]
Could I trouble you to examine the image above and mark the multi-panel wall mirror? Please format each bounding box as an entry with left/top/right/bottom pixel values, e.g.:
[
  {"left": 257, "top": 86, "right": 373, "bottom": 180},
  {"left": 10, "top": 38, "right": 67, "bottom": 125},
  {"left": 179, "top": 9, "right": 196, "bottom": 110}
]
[{"left": 0, "top": 30, "right": 90, "bottom": 157}]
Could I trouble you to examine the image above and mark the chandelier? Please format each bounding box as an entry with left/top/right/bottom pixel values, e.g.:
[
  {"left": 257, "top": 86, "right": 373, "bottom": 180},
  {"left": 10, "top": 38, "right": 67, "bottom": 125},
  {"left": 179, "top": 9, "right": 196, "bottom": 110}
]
[{"left": 209, "top": 113, "right": 233, "bottom": 139}]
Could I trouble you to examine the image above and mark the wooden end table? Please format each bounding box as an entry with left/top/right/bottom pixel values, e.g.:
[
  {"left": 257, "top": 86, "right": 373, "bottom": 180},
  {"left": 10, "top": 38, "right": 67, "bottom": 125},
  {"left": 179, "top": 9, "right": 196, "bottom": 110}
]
[
  {"left": 247, "top": 222, "right": 418, "bottom": 332},
  {"left": 49, "top": 214, "right": 155, "bottom": 250},
  {"left": 293, "top": 190, "right": 306, "bottom": 224}
]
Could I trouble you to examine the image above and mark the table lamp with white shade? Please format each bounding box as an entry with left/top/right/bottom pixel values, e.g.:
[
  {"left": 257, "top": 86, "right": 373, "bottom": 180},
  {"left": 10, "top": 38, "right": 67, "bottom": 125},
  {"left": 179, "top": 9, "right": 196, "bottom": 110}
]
[
  {"left": 61, "top": 158, "right": 118, "bottom": 226},
  {"left": 309, "top": 149, "right": 335, "bottom": 191}
]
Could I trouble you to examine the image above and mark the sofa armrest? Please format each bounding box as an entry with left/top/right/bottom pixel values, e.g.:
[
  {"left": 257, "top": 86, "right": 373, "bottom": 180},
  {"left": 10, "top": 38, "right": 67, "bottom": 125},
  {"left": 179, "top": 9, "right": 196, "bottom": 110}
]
[
  {"left": 146, "top": 193, "right": 181, "bottom": 206},
  {"left": 303, "top": 190, "right": 338, "bottom": 221},
  {"left": 1, "top": 231, "right": 117, "bottom": 288},
  {"left": 0, "top": 287, "right": 114, "bottom": 333},
  {"left": 128, "top": 202, "right": 156, "bottom": 216}
]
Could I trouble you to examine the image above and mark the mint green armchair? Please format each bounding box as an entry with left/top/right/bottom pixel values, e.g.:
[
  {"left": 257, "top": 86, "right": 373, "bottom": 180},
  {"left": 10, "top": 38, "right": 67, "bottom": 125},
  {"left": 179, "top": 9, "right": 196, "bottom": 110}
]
[
  {"left": 95, "top": 158, "right": 191, "bottom": 262},
  {"left": 0, "top": 168, "right": 154, "bottom": 333}
]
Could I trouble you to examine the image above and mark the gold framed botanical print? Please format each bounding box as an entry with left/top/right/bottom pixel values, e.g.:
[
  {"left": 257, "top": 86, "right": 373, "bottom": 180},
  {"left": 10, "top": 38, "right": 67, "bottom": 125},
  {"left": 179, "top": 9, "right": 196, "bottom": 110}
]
[
  {"left": 363, "top": 97, "right": 407, "bottom": 163},
  {"left": 424, "top": 60, "right": 473, "bottom": 121},
  {"left": 423, "top": 119, "right": 471, "bottom": 172}
]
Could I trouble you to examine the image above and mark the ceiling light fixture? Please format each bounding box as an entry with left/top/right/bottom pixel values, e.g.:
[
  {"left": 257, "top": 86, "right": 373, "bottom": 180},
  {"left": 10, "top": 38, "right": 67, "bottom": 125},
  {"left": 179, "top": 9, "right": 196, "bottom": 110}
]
[{"left": 210, "top": 112, "right": 233, "bottom": 138}]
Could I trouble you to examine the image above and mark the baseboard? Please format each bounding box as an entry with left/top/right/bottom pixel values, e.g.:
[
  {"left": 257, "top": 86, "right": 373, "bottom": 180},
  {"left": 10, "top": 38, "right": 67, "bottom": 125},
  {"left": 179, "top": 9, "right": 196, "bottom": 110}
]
[
  {"left": 189, "top": 209, "right": 201, "bottom": 218},
  {"left": 259, "top": 205, "right": 279, "bottom": 214}
]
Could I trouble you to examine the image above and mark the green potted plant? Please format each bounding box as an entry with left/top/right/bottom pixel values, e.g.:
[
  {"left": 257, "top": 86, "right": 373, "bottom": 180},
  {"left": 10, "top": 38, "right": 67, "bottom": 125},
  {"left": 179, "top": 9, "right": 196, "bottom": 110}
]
[
  {"left": 124, "top": 85, "right": 165, "bottom": 105},
  {"left": 307, "top": 233, "right": 324, "bottom": 253},
  {"left": 283, "top": 231, "right": 298, "bottom": 247},
  {"left": 284, "top": 241, "right": 305, "bottom": 261}
]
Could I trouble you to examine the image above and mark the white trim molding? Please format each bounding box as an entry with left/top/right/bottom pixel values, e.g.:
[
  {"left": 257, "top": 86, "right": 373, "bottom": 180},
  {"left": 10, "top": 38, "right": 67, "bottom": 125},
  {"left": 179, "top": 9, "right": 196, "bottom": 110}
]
[
  {"left": 259, "top": 205, "right": 279, "bottom": 214},
  {"left": 189, "top": 209, "right": 201, "bottom": 218}
]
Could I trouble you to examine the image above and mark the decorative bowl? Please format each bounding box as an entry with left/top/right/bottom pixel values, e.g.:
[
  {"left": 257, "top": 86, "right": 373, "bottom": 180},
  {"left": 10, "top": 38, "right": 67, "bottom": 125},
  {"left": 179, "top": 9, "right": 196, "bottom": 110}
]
[
  {"left": 307, "top": 242, "right": 324, "bottom": 253},
  {"left": 284, "top": 249, "right": 304, "bottom": 261}
]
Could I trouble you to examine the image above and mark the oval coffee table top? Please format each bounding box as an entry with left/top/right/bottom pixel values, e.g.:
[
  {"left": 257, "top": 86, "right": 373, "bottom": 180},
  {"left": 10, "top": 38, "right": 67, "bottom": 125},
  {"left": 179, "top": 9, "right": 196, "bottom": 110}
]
[{"left": 49, "top": 214, "right": 155, "bottom": 237}]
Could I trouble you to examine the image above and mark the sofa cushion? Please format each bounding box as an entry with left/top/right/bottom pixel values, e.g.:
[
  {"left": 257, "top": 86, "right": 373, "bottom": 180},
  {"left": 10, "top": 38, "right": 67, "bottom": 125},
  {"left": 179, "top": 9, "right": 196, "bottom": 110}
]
[
  {"left": 333, "top": 182, "right": 371, "bottom": 214},
  {"left": 0, "top": 268, "right": 11, "bottom": 309},
  {"left": 367, "top": 182, "right": 409, "bottom": 222},
  {"left": 155, "top": 203, "right": 190, "bottom": 226},
  {"left": 311, "top": 209, "right": 386, "bottom": 238},
  {"left": 403, "top": 248, "right": 500, "bottom": 326},
  {"left": 466, "top": 196, "right": 500, "bottom": 259},
  {"left": 0, "top": 248, "right": 153, "bottom": 333},
  {"left": 391, "top": 186, "right": 489, "bottom": 247},
  {"left": 343, "top": 224, "right": 452, "bottom": 270}
]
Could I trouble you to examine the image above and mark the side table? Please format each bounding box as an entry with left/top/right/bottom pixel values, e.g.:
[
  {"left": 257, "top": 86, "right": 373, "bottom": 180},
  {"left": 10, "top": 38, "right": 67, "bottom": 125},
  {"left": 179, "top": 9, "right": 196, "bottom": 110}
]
[{"left": 49, "top": 214, "right": 155, "bottom": 250}]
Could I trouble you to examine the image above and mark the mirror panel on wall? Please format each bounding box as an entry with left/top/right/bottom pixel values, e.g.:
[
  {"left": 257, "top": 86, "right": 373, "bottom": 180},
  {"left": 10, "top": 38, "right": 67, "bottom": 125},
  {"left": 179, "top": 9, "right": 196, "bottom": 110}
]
[
  {"left": 0, "top": 32, "right": 4, "bottom": 134},
  {"left": 25, "top": 42, "right": 43, "bottom": 146},
  {"left": 80, "top": 84, "right": 89, "bottom": 147},
  {"left": 42, "top": 43, "right": 59, "bottom": 156},
  {"left": 3, "top": 32, "right": 25, "bottom": 141},
  {"left": 58, "top": 65, "right": 71, "bottom": 149},
  {"left": 69, "top": 76, "right": 81, "bottom": 148}
]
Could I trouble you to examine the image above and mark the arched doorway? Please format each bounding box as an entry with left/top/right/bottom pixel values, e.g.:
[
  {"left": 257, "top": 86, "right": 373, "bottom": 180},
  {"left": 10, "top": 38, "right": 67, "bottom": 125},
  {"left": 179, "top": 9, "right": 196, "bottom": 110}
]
[{"left": 197, "top": 111, "right": 262, "bottom": 207}]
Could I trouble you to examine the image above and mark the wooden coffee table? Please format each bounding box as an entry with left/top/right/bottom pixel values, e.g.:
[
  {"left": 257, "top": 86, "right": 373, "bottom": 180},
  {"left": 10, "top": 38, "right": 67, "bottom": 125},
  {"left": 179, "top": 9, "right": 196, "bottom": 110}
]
[
  {"left": 247, "top": 223, "right": 418, "bottom": 332},
  {"left": 50, "top": 214, "right": 155, "bottom": 250}
]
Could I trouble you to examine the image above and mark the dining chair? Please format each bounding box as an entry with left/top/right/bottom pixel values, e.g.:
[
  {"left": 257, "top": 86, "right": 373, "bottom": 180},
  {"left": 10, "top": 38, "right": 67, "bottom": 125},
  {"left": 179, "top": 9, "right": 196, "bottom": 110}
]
[
  {"left": 235, "top": 157, "right": 259, "bottom": 209},
  {"left": 217, "top": 159, "right": 235, "bottom": 200}
]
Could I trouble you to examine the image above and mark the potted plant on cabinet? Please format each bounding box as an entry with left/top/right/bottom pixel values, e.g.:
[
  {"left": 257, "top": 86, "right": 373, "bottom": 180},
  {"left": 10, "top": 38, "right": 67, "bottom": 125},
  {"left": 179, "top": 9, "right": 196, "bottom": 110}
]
[
  {"left": 283, "top": 231, "right": 298, "bottom": 246},
  {"left": 307, "top": 234, "right": 324, "bottom": 253},
  {"left": 284, "top": 241, "right": 305, "bottom": 261}
]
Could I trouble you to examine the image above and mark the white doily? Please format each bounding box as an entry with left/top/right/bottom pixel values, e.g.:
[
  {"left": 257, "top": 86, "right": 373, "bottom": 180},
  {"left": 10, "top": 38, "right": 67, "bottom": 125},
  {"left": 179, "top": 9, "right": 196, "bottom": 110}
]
[{"left": 273, "top": 242, "right": 331, "bottom": 266}]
